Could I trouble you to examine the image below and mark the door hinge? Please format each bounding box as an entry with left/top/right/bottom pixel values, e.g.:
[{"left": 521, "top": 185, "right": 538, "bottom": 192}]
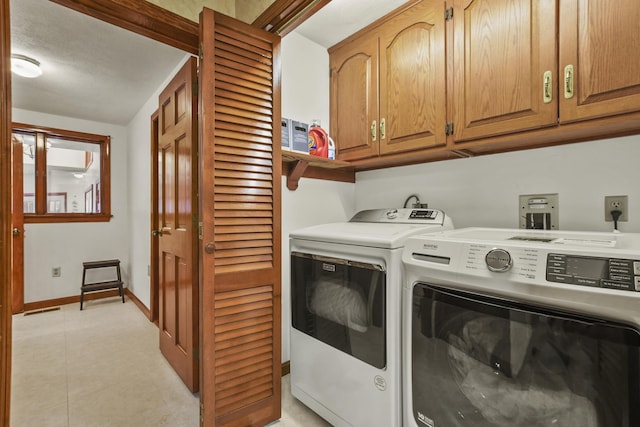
[
  {"left": 193, "top": 81, "right": 198, "bottom": 97},
  {"left": 445, "top": 122, "right": 454, "bottom": 135},
  {"left": 199, "top": 222, "right": 203, "bottom": 240},
  {"left": 200, "top": 401, "right": 204, "bottom": 426},
  {"left": 445, "top": 7, "right": 454, "bottom": 21}
]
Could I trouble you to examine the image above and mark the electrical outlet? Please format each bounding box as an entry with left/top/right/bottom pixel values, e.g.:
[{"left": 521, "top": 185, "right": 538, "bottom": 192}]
[
  {"left": 52, "top": 267, "right": 61, "bottom": 277},
  {"left": 604, "top": 195, "right": 628, "bottom": 222}
]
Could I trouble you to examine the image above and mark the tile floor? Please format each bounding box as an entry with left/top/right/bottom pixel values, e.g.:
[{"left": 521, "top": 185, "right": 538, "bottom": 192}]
[{"left": 11, "top": 297, "right": 330, "bottom": 427}]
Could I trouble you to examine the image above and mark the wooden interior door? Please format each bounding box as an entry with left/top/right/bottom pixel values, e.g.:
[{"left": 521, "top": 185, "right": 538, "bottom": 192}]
[
  {"left": 451, "top": 0, "right": 558, "bottom": 143},
  {"left": 11, "top": 134, "right": 24, "bottom": 314},
  {"left": 199, "top": 8, "right": 281, "bottom": 427},
  {"left": 158, "top": 57, "right": 199, "bottom": 393},
  {"left": 329, "top": 34, "right": 379, "bottom": 161},
  {"left": 378, "top": 0, "right": 446, "bottom": 155},
  {"left": 559, "top": 0, "right": 640, "bottom": 123}
]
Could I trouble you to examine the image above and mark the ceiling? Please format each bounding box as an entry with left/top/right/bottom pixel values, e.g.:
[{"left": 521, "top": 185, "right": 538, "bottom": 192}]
[
  {"left": 10, "top": 0, "right": 188, "bottom": 126},
  {"left": 10, "top": 0, "right": 407, "bottom": 126},
  {"left": 295, "top": 0, "right": 408, "bottom": 48}
]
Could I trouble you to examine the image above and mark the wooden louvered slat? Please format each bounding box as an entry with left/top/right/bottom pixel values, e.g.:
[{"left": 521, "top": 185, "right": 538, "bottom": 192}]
[
  {"left": 200, "top": 8, "right": 281, "bottom": 426},
  {"left": 216, "top": 79, "right": 273, "bottom": 101},
  {"left": 216, "top": 339, "right": 273, "bottom": 363},
  {"left": 215, "top": 32, "right": 272, "bottom": 59},
  {"left": 214, "top": 153, "right": 273, "bottom": 167},
  {"left": 216, "top": 88, "right": 272, "bottom": 109}
]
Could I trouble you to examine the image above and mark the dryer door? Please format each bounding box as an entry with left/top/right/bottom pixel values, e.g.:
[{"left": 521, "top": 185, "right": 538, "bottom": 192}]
[
  {"left": 291, "top": 251, "right": 386, "bottom": 368},
  {"left": 410, "top": 284, "right": 640, "bottom": 427}
]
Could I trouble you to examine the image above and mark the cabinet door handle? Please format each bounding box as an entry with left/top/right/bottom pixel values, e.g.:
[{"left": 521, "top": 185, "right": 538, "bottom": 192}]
[
  {"left": 371, "top": 120, "right": 377, "bottom": 142},
  {"left": 564, "top": 64, "right": 574, "bottom": 99},
  {"left": 543, "top": 70, "right": 553, "bottom": 104},
  {"left": 380, "top": 118, "right": 386, "bottom": 140}
]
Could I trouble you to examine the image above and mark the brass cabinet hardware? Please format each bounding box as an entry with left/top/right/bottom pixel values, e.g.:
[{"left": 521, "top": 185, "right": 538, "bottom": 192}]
[
  {"left": 380, "top": 118, "right": 386, "bottom": 140},
  {"left": 564, "top": 64, "right": 574, "bottom": 99},
  {"left": 543, "top": 70, "right": 553, "bottom": 104},
  {"left": 371, "top": 120, "right": 377, "bottom": 142}
]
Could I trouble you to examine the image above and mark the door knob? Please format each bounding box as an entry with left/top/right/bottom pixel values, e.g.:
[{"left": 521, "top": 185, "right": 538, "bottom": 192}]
[
  {"left": 12, "top": 227, "right": 21, "bottom": 236},
  {"left": 152, "top": 230, "right": 163, "bottom": 237},
  {"left": 204, "top": 243, "right": 215, "bottom": 254}
]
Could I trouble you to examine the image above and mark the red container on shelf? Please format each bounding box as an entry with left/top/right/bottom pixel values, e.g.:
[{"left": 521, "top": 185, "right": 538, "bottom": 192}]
[{"left": 308, "top": 120, "right": 329, "bottom": 158}]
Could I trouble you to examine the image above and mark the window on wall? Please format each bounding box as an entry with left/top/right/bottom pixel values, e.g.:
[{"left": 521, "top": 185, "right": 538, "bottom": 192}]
[{"left": 13, "top": 123, "right": 111, "bottom": 223}]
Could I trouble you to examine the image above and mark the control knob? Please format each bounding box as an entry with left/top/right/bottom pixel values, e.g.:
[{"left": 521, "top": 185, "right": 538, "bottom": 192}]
[{"left": 485, "top": 248, "right": 512, "bottom": 272}]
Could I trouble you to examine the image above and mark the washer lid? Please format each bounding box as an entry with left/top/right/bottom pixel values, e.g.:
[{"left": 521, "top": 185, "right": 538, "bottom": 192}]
[{"left": 290, "top": 209, "right": 452, "bottom": 249}]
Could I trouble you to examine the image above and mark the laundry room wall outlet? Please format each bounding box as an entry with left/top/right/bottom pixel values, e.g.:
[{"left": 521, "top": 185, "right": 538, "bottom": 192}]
[
  {"left": 519, "top": 193, "right": 559, "bottom": 230},
  {"left": 604, "top": 195, "right": 628, "bottom": 222}
]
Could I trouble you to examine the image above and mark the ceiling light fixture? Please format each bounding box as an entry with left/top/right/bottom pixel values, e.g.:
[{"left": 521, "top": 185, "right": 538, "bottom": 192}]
[{"left": 11, "top": 54, "right": 43, "bottom": 78}]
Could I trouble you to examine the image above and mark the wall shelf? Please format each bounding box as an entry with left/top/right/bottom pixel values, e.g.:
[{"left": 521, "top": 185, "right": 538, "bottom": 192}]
[{"left": 281, "top": 151, "right": 355, "bottom": 190}]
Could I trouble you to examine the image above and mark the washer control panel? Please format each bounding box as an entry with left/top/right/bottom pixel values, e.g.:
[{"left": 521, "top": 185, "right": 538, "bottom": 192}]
[
  {"left": 546, "top": 253, "right": 640, "bottom": 292},
  {"left": 350, "top": 208, "right": 442, "bottom": 224}
]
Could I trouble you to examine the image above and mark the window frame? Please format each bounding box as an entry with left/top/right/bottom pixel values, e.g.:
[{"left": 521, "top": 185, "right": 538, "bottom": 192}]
[{"left": 13, "top": 122, "right": 111, "bottom": 223}]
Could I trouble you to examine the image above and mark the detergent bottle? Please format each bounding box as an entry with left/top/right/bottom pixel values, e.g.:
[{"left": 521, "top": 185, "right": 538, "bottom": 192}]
[
  {"left": 308, "top": 119, "right": 329, "bottom": 158},
  {"left": 327, "top": 137, "right": 336, "bottom": 160}
]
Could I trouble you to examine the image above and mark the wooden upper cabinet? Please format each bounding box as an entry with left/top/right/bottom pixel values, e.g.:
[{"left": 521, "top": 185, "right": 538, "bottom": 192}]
[
  {"left": 330, "top": 35, "right": 379, "bottom": 161},
  {"left": 559, "top": 0, "right": 640, "bottom": 123},
  {"left": 330, "top": 0, "right": 447, "bottom": 162},
  {"left": 379, "top": 0, "right": 446, "bottom": 155},
  {"left": 451, "top": 0, "right": 558, "bottom": 143}
]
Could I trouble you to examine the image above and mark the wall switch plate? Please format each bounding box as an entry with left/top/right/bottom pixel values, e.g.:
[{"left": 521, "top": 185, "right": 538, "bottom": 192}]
[
  {"left": 604, "top": 195, "right": 628, "bottom": 222},
  {"left": 52, "top": 267, "right": 61, "bottom": 277},
  {"left": 519, "top": 193, "right": 559, "bottom": 230}
]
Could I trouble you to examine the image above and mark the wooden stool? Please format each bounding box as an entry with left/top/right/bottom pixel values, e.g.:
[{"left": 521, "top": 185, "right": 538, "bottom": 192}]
[{"left": 80, "top": 259, "right": 125, "bottom": 310}]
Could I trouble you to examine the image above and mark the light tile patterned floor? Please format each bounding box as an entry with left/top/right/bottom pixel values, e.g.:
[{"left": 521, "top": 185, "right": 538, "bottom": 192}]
[{"left": 11, "top": 298, "right": 329, "bottom": 427}]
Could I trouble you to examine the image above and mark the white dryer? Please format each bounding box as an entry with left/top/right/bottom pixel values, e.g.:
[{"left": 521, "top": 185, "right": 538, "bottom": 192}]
[
  {"left": 402, "top": 228, "right": 640, "bottom": 427},
  {"left": 289, "top": 208, "right": 453, "bottom": 427}
]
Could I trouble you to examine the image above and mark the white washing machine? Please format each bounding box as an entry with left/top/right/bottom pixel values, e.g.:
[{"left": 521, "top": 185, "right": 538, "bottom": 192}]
[
  {"left": 402, "top": 228, "right": 640, "bottom": 427},
  {"left": 289, "top": 208, "right": 454, "bottom": 427}
]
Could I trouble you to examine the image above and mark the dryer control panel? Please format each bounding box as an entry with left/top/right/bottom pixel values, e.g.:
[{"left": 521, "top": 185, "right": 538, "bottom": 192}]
[{"left": 546, "top": 254, "right": 640, "bottom": 292}]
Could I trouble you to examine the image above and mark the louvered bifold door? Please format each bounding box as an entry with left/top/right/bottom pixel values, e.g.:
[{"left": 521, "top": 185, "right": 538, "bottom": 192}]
[{"left": 198, "top": 8, "right": 282, "bottom": 427}]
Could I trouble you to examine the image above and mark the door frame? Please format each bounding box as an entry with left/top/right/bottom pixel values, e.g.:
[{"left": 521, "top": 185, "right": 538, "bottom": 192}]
[
  {"left": 1, "top": 1, "right": 13, "bottom": 425},
  {"left": 11, "top": 135, "right": 24, "bottom": 314},
  {"left": 150, "top": 110, "right": 160, "bottom": 324}
]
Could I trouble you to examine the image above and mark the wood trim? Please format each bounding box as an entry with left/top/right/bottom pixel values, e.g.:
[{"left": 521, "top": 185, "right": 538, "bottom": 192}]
[
  {"left": 124, "top": 288, "right": 151, "bottom": 320},
  {"left": 253, "top": 0, "right": 330, "bottom": 37},
  {"left": 281, "top": 361, "right": 290, "bottom": 377},
  {"left": 48, "top": 0, "right": 322, "bottom": 54},
  {"left": 149, "top": 110, "right": 159, "bottom": 324},
  {"left": 1, "top": 0, "right": 13, "bottom": 423},
  {"left": 22, "top": 289, "right": 122, "bottom": 312},
  {"left": 11, "top": 137, "right": 24, "bottom": 314},
  {"left": 49, "top": 0, "right": 199, "bottom": 54}
]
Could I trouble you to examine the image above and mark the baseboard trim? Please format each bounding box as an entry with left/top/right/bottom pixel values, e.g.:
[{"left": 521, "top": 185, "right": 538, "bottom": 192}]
[
  {"left": 281, "top": 360, "right": 290, "bottom": 376},
  {"left": 23, "top": 288, "right": 122, "bottom": 312},
  {"left": 124, "top": 288, "right": 151, "bottom": 320}
]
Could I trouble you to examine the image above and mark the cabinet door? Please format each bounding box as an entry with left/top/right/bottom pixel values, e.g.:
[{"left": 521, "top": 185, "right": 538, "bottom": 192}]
[
  {"left": 379, "top": 0, "right": 446, "bottom": 155},
  {"left": 452, "top": 0, "right": 558, "bottom": 143},
  {"left": 330, "top": 35, "right": 379, "bottom": 161},
  {"left": 559, "top": 0, "right": 640, "bottom": 123}
]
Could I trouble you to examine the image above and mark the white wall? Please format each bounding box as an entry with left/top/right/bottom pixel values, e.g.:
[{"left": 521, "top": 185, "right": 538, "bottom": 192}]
[
  {"left": 282, "top": 32, "right": 330, "bottom": 130},
  {"left": 356, "top": 136, "right": 640, "bottom": 233},
  {"left": 125, "top": 54, "right": 192, "bottom": 309},
  {"left": 281, "top": 32, "right": 356, "bottom": 361},
  {"left": 13, "top": 108, "right": 129, "bottom": 303}
]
